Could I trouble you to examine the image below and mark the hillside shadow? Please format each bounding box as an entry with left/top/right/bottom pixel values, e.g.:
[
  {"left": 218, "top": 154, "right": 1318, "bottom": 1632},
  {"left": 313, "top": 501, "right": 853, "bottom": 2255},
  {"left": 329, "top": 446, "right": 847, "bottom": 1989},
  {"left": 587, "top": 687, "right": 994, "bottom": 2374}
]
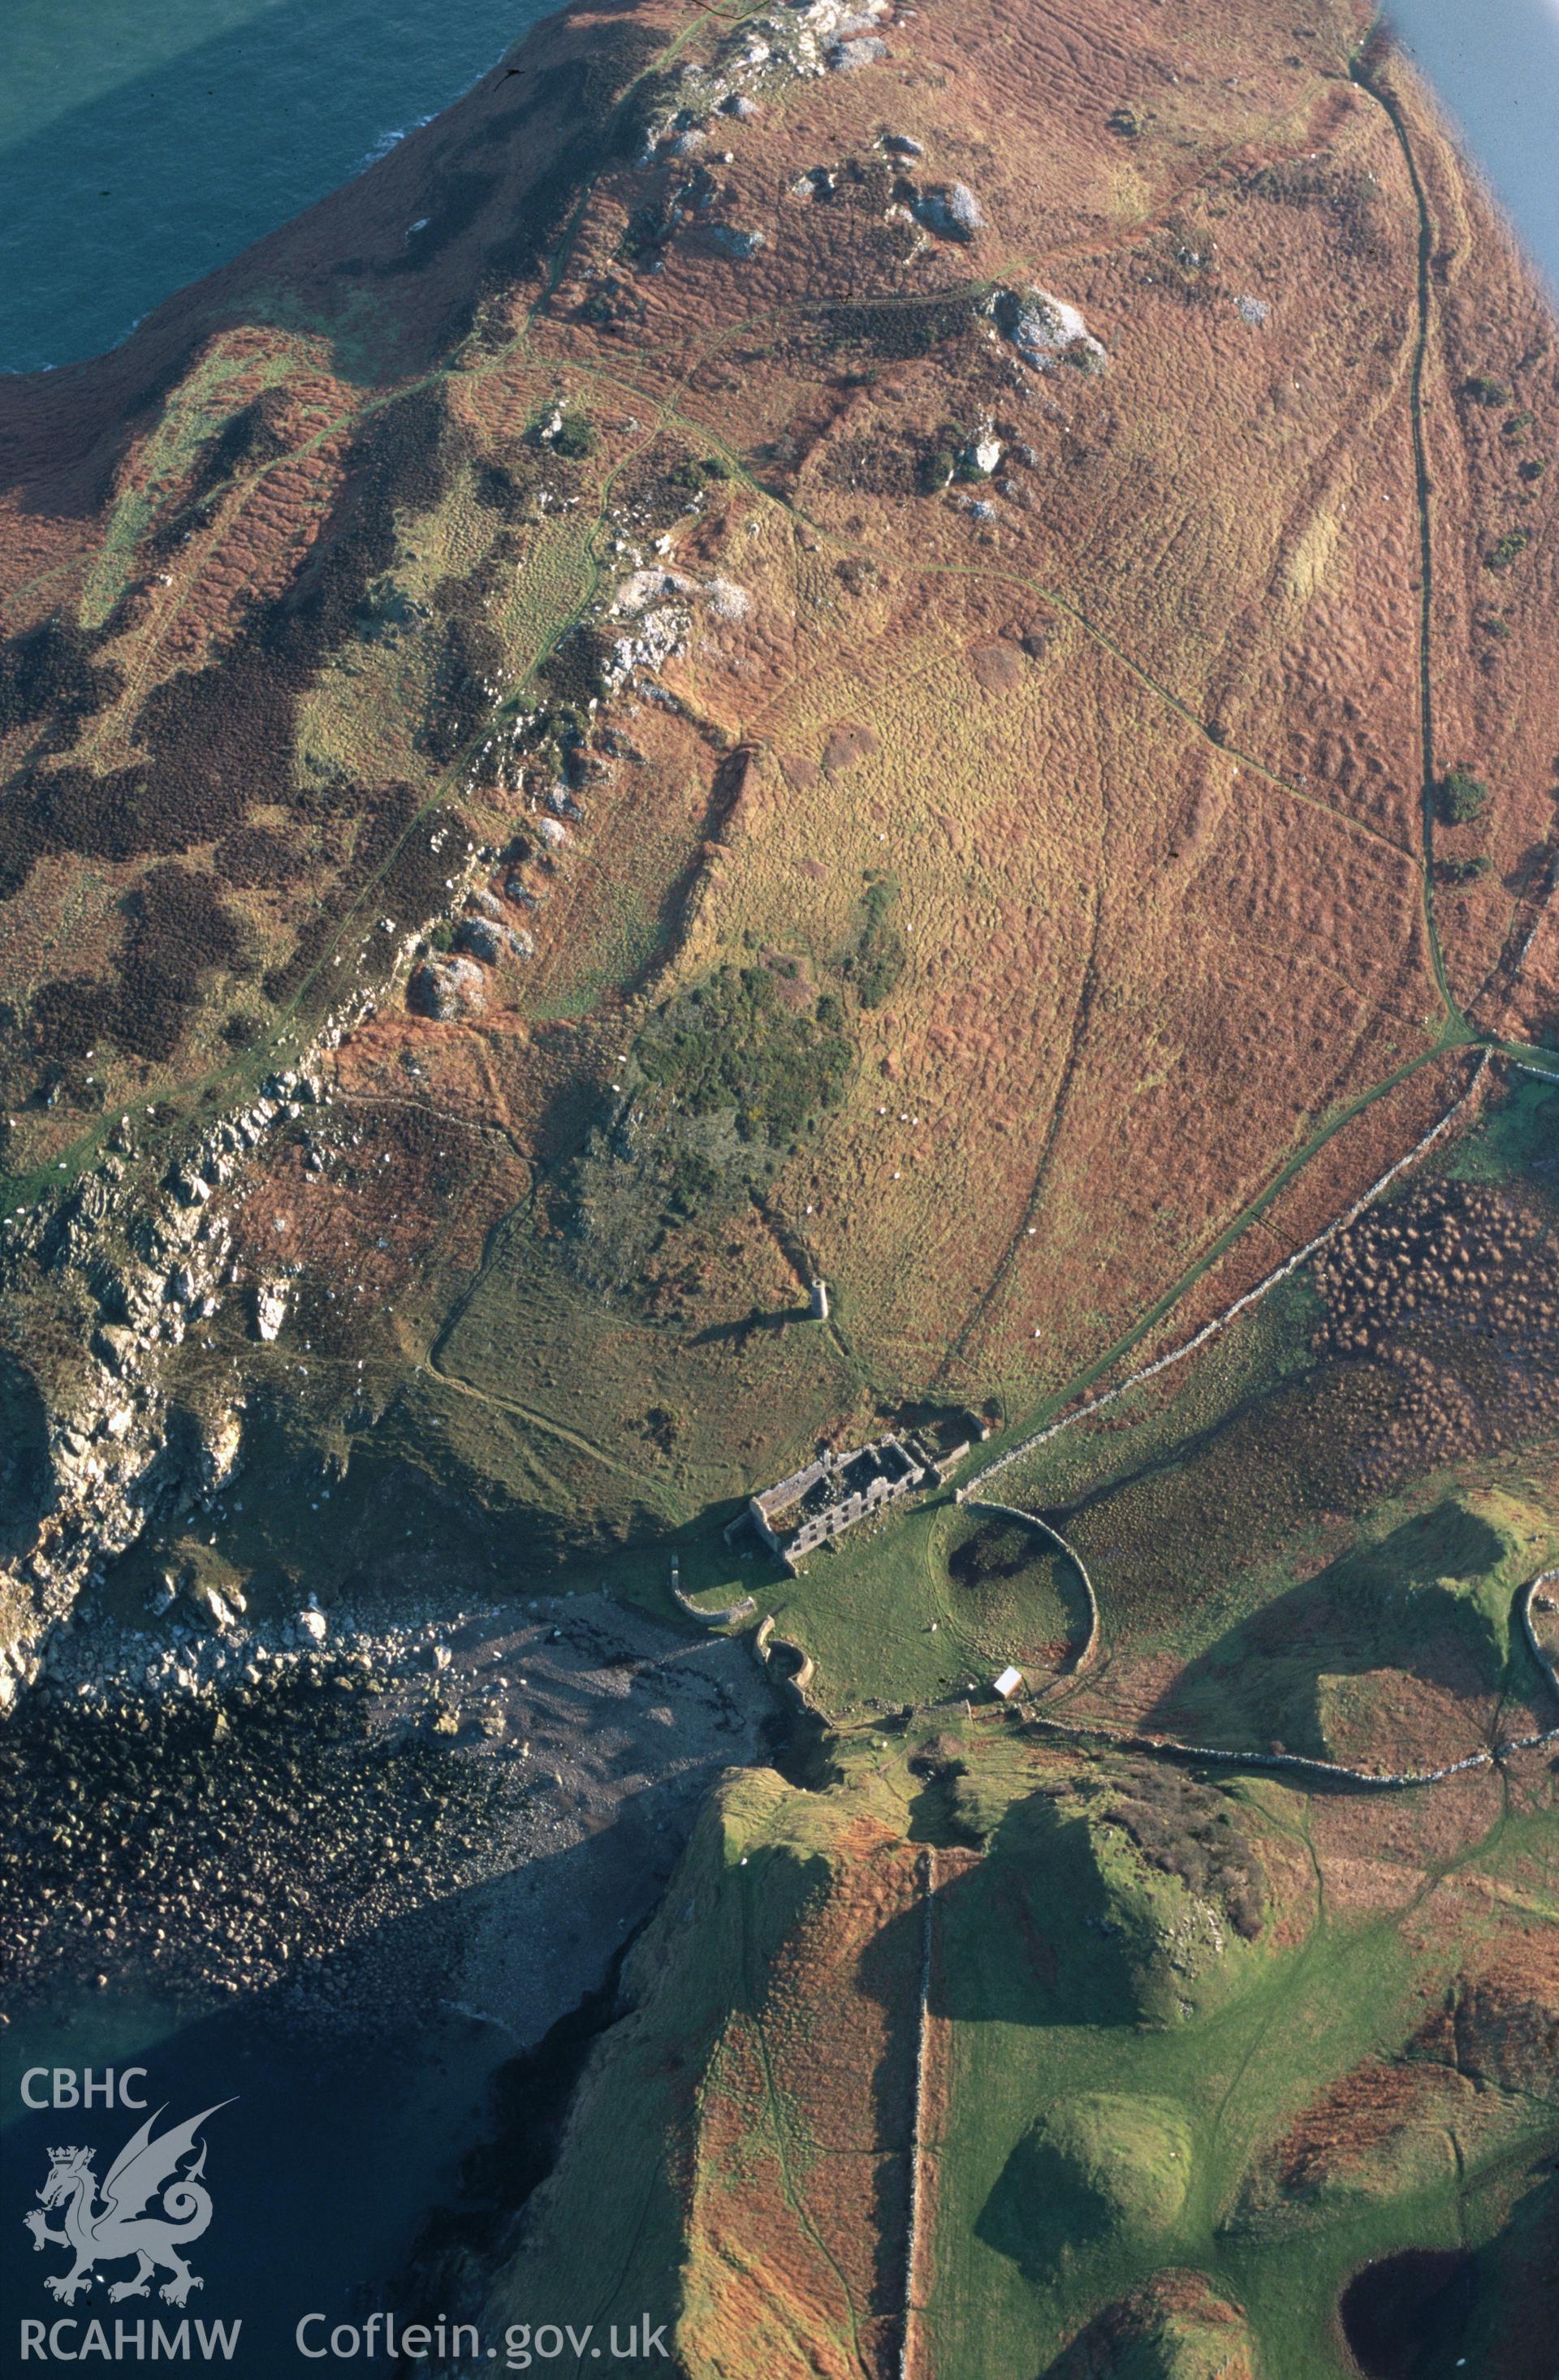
[
  {"left": 0, "top": 1347, "right": 49, "bottom": 1554},
  {"left": 858, "top": 1790, "right": 1142, "bottom": 2035},
  {"left": 1144, "top": 1502, "right": 1515, "bottom": 1750}
]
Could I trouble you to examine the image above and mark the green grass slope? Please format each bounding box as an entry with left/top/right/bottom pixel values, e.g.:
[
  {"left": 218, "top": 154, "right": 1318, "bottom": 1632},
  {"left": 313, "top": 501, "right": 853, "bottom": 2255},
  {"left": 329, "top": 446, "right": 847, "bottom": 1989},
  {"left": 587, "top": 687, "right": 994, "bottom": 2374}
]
[{"left": 477, "top": 1716, "right": 1559, "bottom": 2379}]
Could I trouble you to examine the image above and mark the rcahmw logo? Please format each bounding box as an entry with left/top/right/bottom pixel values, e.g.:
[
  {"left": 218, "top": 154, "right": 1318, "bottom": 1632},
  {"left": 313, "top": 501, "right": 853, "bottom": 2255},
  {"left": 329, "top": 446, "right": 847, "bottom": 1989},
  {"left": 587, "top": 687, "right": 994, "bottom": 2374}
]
[{"left": 18, "top": 2074, "right": 240, "bottom": 2362}]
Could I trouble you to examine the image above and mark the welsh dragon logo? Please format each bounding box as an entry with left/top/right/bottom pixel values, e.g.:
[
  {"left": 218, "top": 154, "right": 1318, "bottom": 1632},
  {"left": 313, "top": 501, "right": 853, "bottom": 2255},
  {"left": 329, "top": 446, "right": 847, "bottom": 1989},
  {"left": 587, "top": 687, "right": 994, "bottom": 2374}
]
[{"left": 24, "top": 2102, "right": 232, "bottom": 2307}]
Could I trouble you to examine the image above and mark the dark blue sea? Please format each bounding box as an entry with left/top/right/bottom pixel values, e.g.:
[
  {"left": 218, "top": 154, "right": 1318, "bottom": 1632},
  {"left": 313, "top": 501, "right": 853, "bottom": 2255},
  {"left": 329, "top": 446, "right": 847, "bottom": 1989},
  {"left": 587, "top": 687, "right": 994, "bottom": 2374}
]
[{"left": 2, "top": 1994, "right": 510, "bottom": 2378}]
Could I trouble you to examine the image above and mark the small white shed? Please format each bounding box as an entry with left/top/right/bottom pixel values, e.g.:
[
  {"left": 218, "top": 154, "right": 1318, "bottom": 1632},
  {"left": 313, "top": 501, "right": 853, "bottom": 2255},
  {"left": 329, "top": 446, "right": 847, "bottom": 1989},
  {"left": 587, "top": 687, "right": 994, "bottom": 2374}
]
[{"left": 992, "top": 1665, "right": 1025, "bottom": 1701}]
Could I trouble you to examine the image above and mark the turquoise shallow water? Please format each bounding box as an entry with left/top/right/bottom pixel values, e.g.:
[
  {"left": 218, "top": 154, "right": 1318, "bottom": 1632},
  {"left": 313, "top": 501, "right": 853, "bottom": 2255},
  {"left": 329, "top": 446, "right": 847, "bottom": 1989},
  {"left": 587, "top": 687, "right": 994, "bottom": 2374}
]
[{"left": 0, "top": 0, "right": 559, "bottom": 376}]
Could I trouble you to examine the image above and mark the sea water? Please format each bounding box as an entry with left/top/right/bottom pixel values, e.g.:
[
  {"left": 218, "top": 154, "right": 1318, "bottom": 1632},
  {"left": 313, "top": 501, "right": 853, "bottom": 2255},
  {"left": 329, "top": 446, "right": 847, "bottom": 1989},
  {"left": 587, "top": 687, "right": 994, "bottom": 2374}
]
[
  {"left": 0, "top": 0, "right": 561, "bottom": 376},
  {"left": 1385, "top": 0, "right": 1559, "bottom": 295},
  {"left": 1, "top": 1990, "right": 512, "bottom": 2378}
]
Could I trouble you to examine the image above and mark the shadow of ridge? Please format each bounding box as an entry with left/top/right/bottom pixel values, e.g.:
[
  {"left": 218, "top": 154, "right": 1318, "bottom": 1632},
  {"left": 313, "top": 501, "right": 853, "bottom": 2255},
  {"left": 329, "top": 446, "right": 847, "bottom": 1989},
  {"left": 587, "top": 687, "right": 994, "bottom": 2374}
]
[
  {"left": 393, "top": 1921, "right": 646, "bottom": 2337},
  {"left": 690, "top": 1303, "right": 812, "bottom": 1346},
  {"left": 0, "top": 1343, "right": 50, "bottom": 1554},
  {"left": 2, "top": 1780, "right": 724, "bottom": 2380},
  {"left": 951, "top": 1503, "right": 1095, "bottom": 1671},
  {"left": 1142, "top": 1501, "right": 1518, "bottom": 1754},
  {"left": 1469, "top": 2158, "right": 1559, "bottom": 2380},
  {"left": 2, "top": 1917, "right": 512, "bottom": 2380},
  {"left": 857, "top": 1785, "right": 1142, "bottom": 2036}
]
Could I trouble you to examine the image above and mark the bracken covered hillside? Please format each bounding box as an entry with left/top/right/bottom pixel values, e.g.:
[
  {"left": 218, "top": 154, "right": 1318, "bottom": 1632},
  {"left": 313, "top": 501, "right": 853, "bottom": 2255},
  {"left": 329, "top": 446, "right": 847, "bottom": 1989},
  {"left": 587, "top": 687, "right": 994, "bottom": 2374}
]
[
  {"left": 2, "top": 3, "right": 1559, "bottom": 2374},
  {"left": 1, "top": 0, "right": 1557, "bottom": 1645},
  {"left": 4, "top": 0, "right": 1559, "bottom": 1664}
]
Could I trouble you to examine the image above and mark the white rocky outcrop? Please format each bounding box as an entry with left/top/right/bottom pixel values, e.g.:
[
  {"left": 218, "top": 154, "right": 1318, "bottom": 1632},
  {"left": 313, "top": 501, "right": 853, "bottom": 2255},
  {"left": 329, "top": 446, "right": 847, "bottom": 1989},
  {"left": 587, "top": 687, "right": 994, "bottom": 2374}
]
[
  {"left": 253, "top": 1283, "right": 289, "bottom": 1342},
  {"left": 993, "top": 285, "right": 1108, "bottom": 373},
  {"left": 408, "top": 954, "right": 487, "bottom": 1020},
  {"left": 917, "top": 181, "right": 984, "bottom": 240}
]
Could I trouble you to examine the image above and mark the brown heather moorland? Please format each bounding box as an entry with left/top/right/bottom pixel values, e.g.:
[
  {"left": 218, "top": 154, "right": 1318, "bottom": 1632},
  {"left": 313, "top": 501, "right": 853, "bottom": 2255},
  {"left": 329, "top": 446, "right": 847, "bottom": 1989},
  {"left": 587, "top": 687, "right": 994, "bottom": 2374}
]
[
  {"left": 4, "top": 0, "right": 1558, "bottom": 1449},
  {"left": 3, "top": 3, "right": 1559, "bottom": 2374}
]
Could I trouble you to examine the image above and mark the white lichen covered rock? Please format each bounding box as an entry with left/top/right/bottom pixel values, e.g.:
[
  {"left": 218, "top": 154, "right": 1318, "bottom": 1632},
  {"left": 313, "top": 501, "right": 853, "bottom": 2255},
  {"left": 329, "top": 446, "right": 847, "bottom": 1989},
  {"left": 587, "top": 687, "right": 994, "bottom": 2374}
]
[
  {"left": 189, "top": 1581, "right": 241, "bottom": 1633},
  {"left": 632, "top": 0, "right": 890, "bottom": 157},
  {"left": 705, "top": 222, "right": 767, "bottom": 258},
  {"left": 453, "top": 915, "right": 531, "bottom": 964},
  {"left": 918, "top": 181, "right": 985, "bottom": 240},
  {"left": 606, "top": 599, "right": 689, "bottom": 692},
  {"left": 995, "top": 285, "right": 1108, "bottom": 373},
  {"left": 198, "top": 1408, "right": 244, "bottom": 1493},
  {"left": 829, "top": 34, "right": 887, "bottom": 68},
  {"left": 704, "top": 576, "right": 751, "bottom": 622},
  {"left": 408, "top": 955, "right": 488, "bottom": 1020},
  {"left": 253, "top": 1283, "right": 288, "bottom": 1342}
]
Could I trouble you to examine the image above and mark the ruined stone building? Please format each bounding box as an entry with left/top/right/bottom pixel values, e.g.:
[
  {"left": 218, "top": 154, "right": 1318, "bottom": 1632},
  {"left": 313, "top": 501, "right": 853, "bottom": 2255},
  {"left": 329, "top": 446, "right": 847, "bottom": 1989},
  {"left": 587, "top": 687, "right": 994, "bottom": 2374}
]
[{"left": 748, "top": 1435, "right": 930, "bottom": 1569}]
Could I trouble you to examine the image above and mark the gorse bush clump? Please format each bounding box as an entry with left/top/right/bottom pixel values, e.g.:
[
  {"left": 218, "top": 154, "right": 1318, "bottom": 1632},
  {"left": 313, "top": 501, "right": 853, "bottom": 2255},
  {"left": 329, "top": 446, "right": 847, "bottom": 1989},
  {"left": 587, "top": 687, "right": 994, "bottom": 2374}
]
[
  {"left": 671, "top": 455, "right": 732, "bottom": 493},
  {"left": 0, "top": 382, "right": 490, "bottom": 1085},
  {"left": 1487, "top": 528, "right": 1531, "bottom": 570},
  {"left": 1439, "top": 764, "right": 1488, "bottom": 826},
  {"left": 635, "top": 966, "right": 852, "bottom": 1143},
  {"left": 422, "top": 614, "right": 503, "bottom": 763},
  {"left": 184, "top": 388, "right": 296, "bottom": 511},
  {"left": 948, "top": 1519, "right": 1035, "bottom": 1588},
  {"left": 22, "top": 864, "right": 245, "bottom": 1072},
  {"left": 568, "top": 967, "right": 853, "bottom": 1288},
  {"left": 1, "top": 383, "right": 468, "bottom": 907},
  {"left": 549, "top": 412, "right": 594, "bottom": 461},
  {"left": 1103, "top": 1763, "right": 1266, "bottom": 1942},
  {"left": 0, "top": 614, "right": 122, "bottom": 754},
  {"left": 848, "top": 875, "right": 907, "bottom": 1007}
]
